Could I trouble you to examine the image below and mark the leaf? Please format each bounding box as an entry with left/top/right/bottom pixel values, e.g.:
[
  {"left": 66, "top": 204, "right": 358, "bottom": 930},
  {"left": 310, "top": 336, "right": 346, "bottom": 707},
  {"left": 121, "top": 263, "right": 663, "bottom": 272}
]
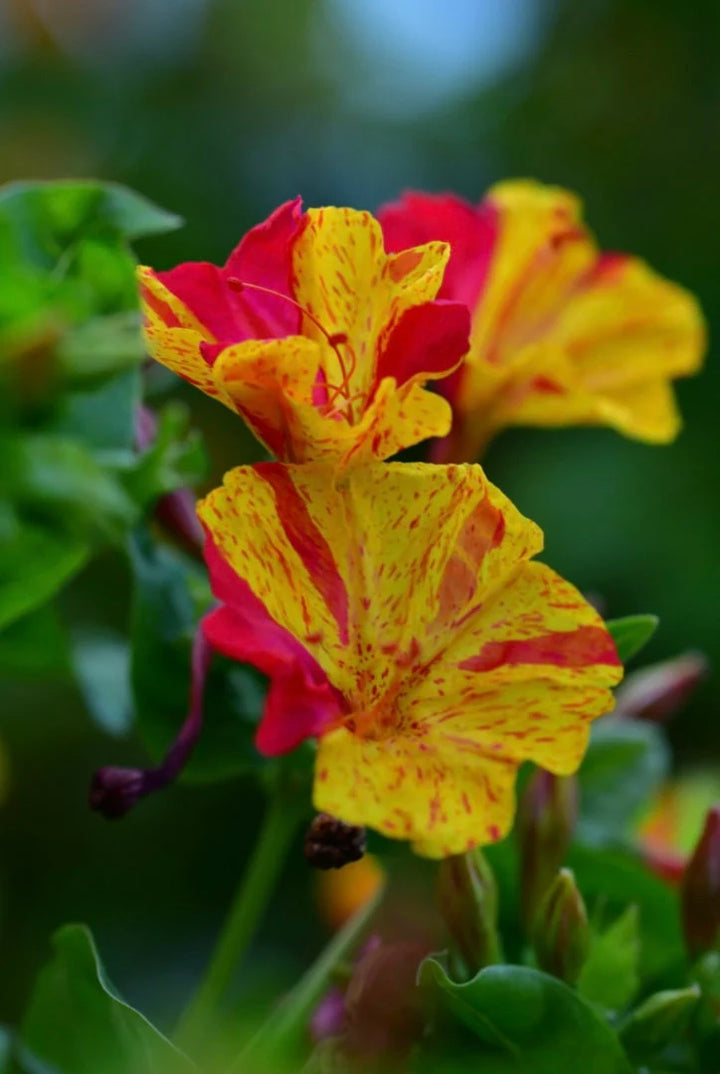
[
  {"left": 420, "top": 956, "right": 632, "bottom": 1073},
  {"left": 0, "top": 604, "right": 69, "bottom": 678},
  {"left": 577, "top": 717, "right": 670, "bottom": 845},
  {"left": 129, "top": 530, "right": 267, "bottom": 783},
  {"left": 0, "top": 180, "right": 181, "bottom": 246},
  {"left": 6, "top": 433, "right": 138, "bottom": 542},
  {"left": 56, "top": 312, "right": 146, "bottom": 382},
  {"left": 578, "top": 905, "right": 641, "bottom": 1010},
  {"left": 118, "top": 404, "right": 207, "bottom": 509},
  {"left": 71, "top": 631, "right": 133, "bottom": 736},
  {"left": 21, "top": 924, "right": 196, "bottom": 1074},
  {"left": 569, "top": 844, "right": 684, "bottom": 984},
  {"left": 0, "top": 523, "right": 88, "bottom": 631},
  {"left": 51, "top": 367, "right": 140, "bottom": 454},
  {"left": 606, "top": 615, "right": 659, "bottom": 665}
]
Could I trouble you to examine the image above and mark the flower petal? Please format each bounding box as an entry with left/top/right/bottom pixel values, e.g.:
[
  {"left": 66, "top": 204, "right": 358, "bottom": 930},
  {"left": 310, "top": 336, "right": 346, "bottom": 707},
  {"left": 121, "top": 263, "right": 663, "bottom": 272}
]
[
  {"left": 203, "top": 533, "right": 344, "bottom": 754},
  {"left": 292, "top": 207, "right": 451, "bottom": 402},
  {"left": 137, "top": 267, "right": 233, "bottom": 406},
  {"left": 314, "top": 727, "right": 518, "bottom": 857}
]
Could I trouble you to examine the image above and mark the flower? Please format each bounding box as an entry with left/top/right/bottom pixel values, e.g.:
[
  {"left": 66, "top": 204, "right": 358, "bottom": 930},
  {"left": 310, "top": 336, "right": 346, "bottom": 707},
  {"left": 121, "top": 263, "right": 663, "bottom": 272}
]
[
  {"left": 138, "top": 199, "right": 470, "bottom": 468},
  {"left": 198, "top": 461, "right": 622, "bottom": 857},
  {"left": 379, "top": 180, "right": 705, "bottom": 460}
]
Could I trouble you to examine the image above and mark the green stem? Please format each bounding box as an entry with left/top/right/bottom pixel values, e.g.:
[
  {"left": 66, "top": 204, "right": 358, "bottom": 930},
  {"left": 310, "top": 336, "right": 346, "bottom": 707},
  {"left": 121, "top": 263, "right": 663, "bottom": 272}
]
[
  {"left": 176, "top": 793, "right": 299, "bottom": 1052},
  {"left": 232, "top": 883, "right": 384, "bottom": 1070}
]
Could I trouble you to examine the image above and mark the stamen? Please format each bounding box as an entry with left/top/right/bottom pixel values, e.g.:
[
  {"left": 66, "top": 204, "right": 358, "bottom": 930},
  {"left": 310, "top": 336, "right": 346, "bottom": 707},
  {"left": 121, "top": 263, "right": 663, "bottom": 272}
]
[{"left": 227, "top": 278, "right": 358, "bottom": 417}]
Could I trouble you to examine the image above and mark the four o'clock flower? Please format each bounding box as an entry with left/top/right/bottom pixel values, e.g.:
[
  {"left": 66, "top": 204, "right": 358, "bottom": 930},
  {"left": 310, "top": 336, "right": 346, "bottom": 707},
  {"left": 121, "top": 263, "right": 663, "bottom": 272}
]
[
  {"left": 137, "top": 199, "right": 470, "bottom": 469},
  {"left": 379, "top": 180, "right": 705, "bottom": 461},
  {"left": 197, "top": 461, "right": 622, "bottom": 858}
]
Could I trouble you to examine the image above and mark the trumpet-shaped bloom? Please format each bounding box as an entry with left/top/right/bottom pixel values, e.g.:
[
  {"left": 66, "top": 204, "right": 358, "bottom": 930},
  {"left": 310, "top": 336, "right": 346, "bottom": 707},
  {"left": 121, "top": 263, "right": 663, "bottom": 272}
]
[
  {"left": 198, "top": 462, "right": 622, "bottom": 857},
  {"left": 379, "top": 181, "right": 705, "bottom": 459},
  {"left": 138, "top": 200, "right": 470, "bottom": 468}
]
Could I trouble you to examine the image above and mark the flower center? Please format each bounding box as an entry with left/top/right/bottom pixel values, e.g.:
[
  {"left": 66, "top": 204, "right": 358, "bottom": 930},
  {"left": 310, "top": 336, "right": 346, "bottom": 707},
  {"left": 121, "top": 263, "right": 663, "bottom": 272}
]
[{"left": 227, "top": 278, "right": 360, "bottom": 423}]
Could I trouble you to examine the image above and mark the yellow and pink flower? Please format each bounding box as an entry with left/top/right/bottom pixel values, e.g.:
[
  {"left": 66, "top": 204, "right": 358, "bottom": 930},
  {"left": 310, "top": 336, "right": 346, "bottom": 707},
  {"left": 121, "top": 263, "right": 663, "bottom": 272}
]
[
  {"left": 198, "top": 462, "right": 622, "bottom": 857},
  {"left": 379, "top": 180, "right": 704, "bottom": 460},
  {"left": 138, "top": 200, "right": 470, "bottom": 468}
]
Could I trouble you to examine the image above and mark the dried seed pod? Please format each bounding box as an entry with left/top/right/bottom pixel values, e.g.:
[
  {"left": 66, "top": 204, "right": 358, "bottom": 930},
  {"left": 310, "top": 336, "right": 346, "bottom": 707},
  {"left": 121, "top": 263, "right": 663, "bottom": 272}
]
[{"left": 304, "top": 814, "right": 366, "bottom": 869}]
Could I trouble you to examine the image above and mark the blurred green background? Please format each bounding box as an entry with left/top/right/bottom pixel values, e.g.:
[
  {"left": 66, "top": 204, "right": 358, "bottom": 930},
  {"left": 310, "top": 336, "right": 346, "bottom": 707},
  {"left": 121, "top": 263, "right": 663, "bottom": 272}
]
[{"left": 1, "top": 0, "right": 717, "bottom": 1035}]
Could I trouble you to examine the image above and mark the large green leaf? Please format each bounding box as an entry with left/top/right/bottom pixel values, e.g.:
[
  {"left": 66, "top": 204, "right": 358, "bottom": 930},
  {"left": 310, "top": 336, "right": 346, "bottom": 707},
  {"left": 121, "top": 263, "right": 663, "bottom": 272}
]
[
  {"left": 420, "top": 956, "right": 632, "bottom": 1073},
  {"left": 21, "top": 925, "right": 196, "bottom": 1074},
  {"left": 577, "top": 716, "right": 670, "bottom": 845},
  {"left": 606, "top": 615, "right": 659, "bottom": 665},
  {"left": 129, "top": 530, "right": 267, "bottom": 782}
]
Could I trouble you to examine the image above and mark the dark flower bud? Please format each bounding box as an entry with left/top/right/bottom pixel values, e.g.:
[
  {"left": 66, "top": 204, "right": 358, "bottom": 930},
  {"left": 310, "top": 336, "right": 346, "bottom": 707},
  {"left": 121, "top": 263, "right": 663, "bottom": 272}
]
[
  {"left": 304, "top": 814, "right": 366, "bottom": 869},
  {"left": 533, "top": 868, "right": 589, "bottom": 985},
  {"left": 614, "top": 651, "right": 707, "bottom": 723},
  {"left": 88, "top": 766, "right": 148, "bottom": 819},
  {"left": 681, "top": 805, "right": 720, "bottom": 958},
  {"left": 438, "top": 849, "right": 501, "bottom": 976},
  {"left": 517, "top": 770, "right": 578, "bottom": 931},
  {"left": 343, "top": 941, "right": 428, "bottom": 1062}
]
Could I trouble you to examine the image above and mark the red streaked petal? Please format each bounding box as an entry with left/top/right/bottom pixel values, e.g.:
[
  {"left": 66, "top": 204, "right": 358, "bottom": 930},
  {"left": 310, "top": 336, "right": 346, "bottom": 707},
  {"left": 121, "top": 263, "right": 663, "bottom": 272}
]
[
  {"left": 376, "top": 299, "right": 470, "bottom": 386},
  {"left": 379, "top": 191, "right": 499, "bottom": 309}
]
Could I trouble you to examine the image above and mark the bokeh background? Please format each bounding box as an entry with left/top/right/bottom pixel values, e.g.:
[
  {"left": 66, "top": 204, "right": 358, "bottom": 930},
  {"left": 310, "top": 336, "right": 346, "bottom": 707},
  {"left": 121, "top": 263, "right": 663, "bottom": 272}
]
[{"left": 1, "top": 0, "right": 718, "bottom": 1034}]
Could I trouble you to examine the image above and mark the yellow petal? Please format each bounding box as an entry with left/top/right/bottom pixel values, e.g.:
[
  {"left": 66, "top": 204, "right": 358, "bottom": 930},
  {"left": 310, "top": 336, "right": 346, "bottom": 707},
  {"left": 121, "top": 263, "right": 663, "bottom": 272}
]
[
  {"left": 292, "top": 207, "right": 449, "bottom": 401},
  {"left": 315, "top": 727, "right": 519, "bottom": 858}
]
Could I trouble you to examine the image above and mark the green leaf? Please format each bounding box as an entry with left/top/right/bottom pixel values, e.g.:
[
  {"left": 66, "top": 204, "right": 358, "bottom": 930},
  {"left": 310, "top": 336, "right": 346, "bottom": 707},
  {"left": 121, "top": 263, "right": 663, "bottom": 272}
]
[
  {"left": 0, "top": 523, "right": 88, "bottom": 631},
  {"left": 56, "top": 312, "right": 146, "bottom": 382},
  {"left": 51, "top": 368, "right": 140, "bottom": 454},
  {"left": 118, "top": 404, "right": 207, "bottom": 509},
  {"left": 606, "top": 615, "right": 659, "bottom": 664},
  {"left": 21, "top": 924, "right": 196, "bottom": 1074},
  {"left": 71, "top": 631, "right": 133, "bottom": 736},
  {"left": 569, "top": 844, "right": 684, "bottom": 984},
  {"left": 6, "top": 433, "right": 138, "bottom": 542},
  {"left": 129, "top": 530, "right": 267, "bottom": 782},
  {"left": 420, "top": 956, "right": 632, "bottom": 1073},
  {"left": 578, "top": 905, "right": 641, "bottom": 1010},
  {"left": 0, "top": 180, "right": 181, "bottom": 246},
  {"left": 0, "top": 604, "right": 69, "bottom": 678},
  {"left": 577, "top": 717, "right": 670, "bottom": 845}
]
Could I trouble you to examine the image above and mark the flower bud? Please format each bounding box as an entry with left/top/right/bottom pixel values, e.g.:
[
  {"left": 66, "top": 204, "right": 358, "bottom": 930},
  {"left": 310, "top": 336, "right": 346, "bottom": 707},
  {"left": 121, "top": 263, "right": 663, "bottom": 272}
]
[
  {"left": 614, "top": 652, "right": 707, "bottom": 723},
  {"left": 437, "top": 849, "right": 501, "bottom": 976},
  {"left": 517, "top": 770, "right": 578, "bottom": 931},
  {"left": 88, "top": 766, "right": 147, "bottom": 819},
  {"left": 681, "top": 805, "right": 720, "bottom": 958},
  {"left": 619, "top": 985, "right": 700, "bottom": 1058},
  {"left": 533, "top": 868, "right": 589, "bottom": 985}
]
